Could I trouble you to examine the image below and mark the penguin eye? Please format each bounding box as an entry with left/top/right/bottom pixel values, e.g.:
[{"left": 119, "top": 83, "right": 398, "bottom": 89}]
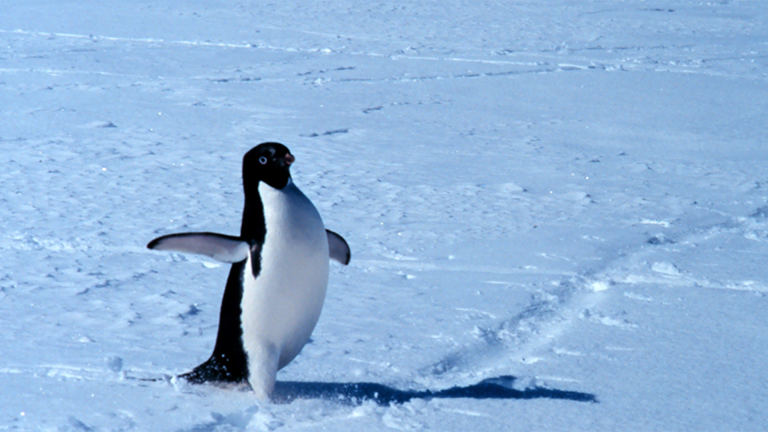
[{"left": 258, "top": 156, "right": 268, "bottom": 165}]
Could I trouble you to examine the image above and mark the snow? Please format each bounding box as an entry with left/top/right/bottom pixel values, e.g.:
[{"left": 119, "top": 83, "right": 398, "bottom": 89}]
[{"left": 1, "top": 0, "right": 767, "bottom": 430}]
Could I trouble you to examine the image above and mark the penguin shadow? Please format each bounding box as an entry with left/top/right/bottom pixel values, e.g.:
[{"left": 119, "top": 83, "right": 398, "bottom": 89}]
[{"left": 272, "top": 375, "right": 597, "bottom": 405}]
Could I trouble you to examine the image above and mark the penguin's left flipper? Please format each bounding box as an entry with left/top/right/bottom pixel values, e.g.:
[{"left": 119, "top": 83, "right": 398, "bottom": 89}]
[
  {"left": 147, "top": 232, "right": 250, "bottom": 263},
  {"left": 326, "top": 230, "right": 351, "bottom": 265}
]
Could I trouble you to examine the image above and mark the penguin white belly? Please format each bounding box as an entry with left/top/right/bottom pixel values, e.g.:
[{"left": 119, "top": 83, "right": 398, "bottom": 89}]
[{"left": 241, "top": 179, "right": 329, "bottom": 398}]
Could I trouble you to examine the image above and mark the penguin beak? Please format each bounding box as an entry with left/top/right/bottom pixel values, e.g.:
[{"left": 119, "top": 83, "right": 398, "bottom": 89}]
[{"left": 284, "top": 153, "right": 295, "bottom": 166}]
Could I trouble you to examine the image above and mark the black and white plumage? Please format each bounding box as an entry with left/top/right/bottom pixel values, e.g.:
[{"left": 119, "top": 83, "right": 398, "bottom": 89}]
[{"left": 147, "top": 142, "right": 350, "bottom": 399}]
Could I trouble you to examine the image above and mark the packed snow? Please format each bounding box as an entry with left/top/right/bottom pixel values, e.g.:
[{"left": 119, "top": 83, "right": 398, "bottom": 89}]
[{"left": 1, "top": 0, "right": 767, "bottom": 430}]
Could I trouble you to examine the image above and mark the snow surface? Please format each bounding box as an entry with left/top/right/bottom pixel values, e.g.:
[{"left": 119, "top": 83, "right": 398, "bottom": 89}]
[{"left": 1, "top": 0, "right": 767, "bottom": 430}]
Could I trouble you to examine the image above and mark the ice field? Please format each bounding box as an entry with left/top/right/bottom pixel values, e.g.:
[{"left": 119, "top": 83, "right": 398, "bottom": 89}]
[{"left": 1, "top": 1, "right": 767, "bottom": 430}]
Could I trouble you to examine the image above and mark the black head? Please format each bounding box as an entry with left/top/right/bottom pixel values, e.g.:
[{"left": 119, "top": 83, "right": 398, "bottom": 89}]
[{"left": 243, "top": 142, "right": 295, "bottom": 192}]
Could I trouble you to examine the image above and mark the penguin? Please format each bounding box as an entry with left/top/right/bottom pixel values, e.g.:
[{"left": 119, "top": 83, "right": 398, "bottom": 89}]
[{"left": 147, "top": 142, "right": 350, "bottom": 400}]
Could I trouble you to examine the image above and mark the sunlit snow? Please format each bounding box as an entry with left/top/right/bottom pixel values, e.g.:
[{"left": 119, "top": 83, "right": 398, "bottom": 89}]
[{"left": 1, "top": 1, "right": 767, "bottom": 430}]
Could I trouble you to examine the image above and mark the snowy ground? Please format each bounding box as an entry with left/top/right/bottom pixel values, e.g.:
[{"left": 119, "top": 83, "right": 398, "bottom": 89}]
[{"left": 1, "top": 0, "right": 767, "bottom": 430}]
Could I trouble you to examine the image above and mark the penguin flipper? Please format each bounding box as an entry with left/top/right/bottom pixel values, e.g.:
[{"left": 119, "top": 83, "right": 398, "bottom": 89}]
[
  {"left": 147, "top": 232, "right": 249, "bottom": 263},
  {"left": 326, "top": 229, "right": 351, "bottom": 265}
]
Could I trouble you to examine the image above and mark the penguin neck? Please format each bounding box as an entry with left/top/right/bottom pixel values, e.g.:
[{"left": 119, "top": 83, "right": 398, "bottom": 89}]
[
  {"left": 241, "top": 183, "right": 266, "bottom": 245},
  {"left": 241, "top": 177, "right": 294, "bottom": 244}
]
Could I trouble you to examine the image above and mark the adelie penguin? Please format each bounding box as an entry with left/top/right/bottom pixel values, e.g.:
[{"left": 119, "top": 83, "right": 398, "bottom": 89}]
[{"left": 147, "top": 142, "right": 351, "bottom": 400}]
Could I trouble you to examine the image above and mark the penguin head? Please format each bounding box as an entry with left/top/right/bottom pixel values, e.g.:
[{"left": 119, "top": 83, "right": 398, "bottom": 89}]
[{"left": 243, "top": 142, "right": 295, "bottom": 191}]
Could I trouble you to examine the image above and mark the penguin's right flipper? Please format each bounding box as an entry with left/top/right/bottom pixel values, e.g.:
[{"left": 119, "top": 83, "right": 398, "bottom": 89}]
[
  {"left": 326, "top": 229, "right": 351, "bottom": 265},
  {"left": 147, "top": 232, "right": 249, "bottom": 263}
]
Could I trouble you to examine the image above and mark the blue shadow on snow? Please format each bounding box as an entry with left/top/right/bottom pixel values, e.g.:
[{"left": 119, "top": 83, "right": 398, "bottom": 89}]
[{"left": 273, "top": 375, "right": 597, "bottom": 405}]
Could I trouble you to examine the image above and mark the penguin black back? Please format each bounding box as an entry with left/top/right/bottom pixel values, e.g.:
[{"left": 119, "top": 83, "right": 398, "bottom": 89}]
[{"left": 180, "top": 143, "right": 296, "bottom": 384}]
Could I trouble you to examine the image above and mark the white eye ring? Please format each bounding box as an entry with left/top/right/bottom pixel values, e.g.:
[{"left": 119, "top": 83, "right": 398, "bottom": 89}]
[{"left": 258, "top": 156, "right": 268, "bottom": 164}]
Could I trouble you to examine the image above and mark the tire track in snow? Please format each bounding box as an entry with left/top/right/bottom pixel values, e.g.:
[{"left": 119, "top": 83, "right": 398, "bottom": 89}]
[
  {"left": 421, "top": 205, "right": 768, "bottom": 386},
  {"left": 11, "top": 27, "right": 746, "bottom": 87},
  {"left": 0, "top": 29, "right": 255, "bottom": 49}
]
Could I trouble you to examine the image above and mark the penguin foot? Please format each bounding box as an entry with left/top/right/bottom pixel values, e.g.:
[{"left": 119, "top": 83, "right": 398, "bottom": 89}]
[{"left": 179, "top": 356, "right": 247, "bottom": 384}]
